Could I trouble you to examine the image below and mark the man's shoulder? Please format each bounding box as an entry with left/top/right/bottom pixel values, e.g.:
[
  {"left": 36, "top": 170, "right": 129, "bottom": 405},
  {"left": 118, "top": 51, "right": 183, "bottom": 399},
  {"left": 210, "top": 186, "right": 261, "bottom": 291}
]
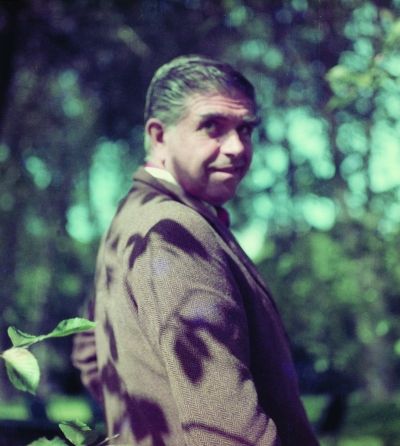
[
  {"left": 103, "top": 191, "right": 219, "bottom": 267},
  {"left": 111, "top": 188, "right": 215, "bottom": 241}
]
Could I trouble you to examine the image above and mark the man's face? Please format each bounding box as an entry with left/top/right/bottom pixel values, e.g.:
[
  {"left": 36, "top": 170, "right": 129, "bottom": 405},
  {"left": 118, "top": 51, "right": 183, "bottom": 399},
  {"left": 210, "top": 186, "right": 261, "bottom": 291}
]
[{"left": 160, "top": 92, "right": 257, "bottom": 205}]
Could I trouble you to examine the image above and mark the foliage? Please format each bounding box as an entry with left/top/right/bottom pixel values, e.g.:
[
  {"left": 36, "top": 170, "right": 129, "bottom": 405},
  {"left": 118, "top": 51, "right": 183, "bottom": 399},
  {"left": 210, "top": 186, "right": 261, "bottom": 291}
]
[
  {"left": 1, "top": 318, "right": 95, "bottom": 394},
  {"left": 28, "top": 437, "right": 68, "bottom": 446},
  {"left": 0, "top": 317, "right": 101, "bottom": 445},
  {"left": 1, "top": 2, "right": 400, "bottom": 442},
  {"left": 2, "top": 347, "right": 40, "bottom": 395},
  {"left": 58, "top": 420, "right": 98, "bottom": 446},
  {"left": 8, "top": 318, "right": 97, "bottom": 349}
]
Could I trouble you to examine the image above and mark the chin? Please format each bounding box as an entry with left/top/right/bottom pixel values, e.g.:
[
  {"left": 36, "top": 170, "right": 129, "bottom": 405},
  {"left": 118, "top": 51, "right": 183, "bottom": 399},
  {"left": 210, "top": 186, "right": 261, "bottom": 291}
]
[
  {"left": 188, "top": 184, "right": 236, "bottom": 206},
  {"left": 205, "top": 192, "right": 234, "bottom": 206}
]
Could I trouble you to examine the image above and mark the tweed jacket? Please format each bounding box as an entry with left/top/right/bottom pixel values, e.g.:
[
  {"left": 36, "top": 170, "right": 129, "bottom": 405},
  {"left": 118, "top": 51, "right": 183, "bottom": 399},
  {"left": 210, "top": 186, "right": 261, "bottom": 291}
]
[{"left": 73, "top": 167, "right": 319, "bottom": 445}]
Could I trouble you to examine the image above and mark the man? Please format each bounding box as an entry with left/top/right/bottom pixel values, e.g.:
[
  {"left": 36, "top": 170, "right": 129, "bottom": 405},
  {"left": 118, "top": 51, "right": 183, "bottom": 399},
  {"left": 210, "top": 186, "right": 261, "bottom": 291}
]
[{"left": 73, "top": 55, "right": 319, "bottom": 445}]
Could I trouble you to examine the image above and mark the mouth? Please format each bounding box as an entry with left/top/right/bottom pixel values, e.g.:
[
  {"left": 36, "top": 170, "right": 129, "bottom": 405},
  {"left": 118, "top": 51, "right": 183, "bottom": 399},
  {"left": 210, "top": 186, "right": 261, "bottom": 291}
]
[{"left": 210, "top": 165, "right": 244, "bottom": 174}]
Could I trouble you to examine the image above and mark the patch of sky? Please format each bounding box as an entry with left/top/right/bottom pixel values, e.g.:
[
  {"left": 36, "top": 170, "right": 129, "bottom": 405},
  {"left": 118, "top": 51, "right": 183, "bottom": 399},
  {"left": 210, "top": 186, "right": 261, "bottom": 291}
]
[
  {"left": 66, "top": 139, "right": 130, "bottom": 243},
  {"left": 301, "top": 194, "right": 336, "bottom": 231},
  {"left": 369, "top": 122, "right": 400, "bottom": 192},
  {"left": 233, "top": 218, "right": 269, "bottom": 261},
  {"left": 90, "top": 139, "right": 129, "bottom": 232},
  {"left": 265, "top": 145, "right": 289, "bottom": 174},
  {"left": 265, "top": 114, "right": 286, "bottom": 143},
  {"left": 286, "top": 108, "right": 334, "bottom": 178},
  {"left": 66, "top": 204, "right": 95, "bottom": 244},
  {"left": 246, "top": 164, "right": 275, "bottom": 191},
  {"left": 246, "top": 147, "right": 273, "bottom": 191},
  {"left": 24, "top": 155, "right": 52, "bottom": 189},
  {"left": 252, "top": 193, "right": 273, "bottom": 219}
]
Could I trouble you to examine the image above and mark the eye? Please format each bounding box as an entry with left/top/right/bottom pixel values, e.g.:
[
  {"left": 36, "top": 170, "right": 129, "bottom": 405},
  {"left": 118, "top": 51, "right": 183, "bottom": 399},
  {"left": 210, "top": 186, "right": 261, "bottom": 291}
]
[
  {"left": 237, "top": 124, "right": 254, "bottom": 138},
  {"left": 201, "top": 119, "right": 221, "bottom": 137}
]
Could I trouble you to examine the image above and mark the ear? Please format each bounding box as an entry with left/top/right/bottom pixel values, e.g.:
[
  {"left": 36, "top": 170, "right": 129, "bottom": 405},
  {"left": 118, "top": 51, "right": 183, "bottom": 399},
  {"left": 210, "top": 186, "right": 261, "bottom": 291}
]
[{"left": 145, "top": 118, "right": 165, "bottom": 149}]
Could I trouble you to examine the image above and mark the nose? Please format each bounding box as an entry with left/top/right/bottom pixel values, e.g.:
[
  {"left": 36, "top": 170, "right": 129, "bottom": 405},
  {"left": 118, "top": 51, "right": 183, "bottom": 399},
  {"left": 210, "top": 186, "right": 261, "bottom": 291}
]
[{"left": 220, "top": 130, "right": 248, "bottom": 156}]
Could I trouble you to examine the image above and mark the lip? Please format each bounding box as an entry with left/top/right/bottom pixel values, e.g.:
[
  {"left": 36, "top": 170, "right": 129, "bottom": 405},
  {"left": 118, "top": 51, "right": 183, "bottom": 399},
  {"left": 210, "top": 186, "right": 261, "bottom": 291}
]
[{"left": 210, "top": 165, "right": 243, "bottom": 173}]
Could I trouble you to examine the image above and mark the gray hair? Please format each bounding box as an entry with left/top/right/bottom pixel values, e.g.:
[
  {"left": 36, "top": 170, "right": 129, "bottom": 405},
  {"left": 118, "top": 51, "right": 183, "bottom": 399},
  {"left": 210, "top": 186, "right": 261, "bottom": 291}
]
[{"left": 144, "top": 54, "right": 256, "bottom": 150}]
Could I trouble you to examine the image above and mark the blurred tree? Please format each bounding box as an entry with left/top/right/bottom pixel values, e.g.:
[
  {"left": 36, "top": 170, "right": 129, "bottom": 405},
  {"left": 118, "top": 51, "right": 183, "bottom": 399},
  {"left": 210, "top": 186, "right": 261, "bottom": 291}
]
[{"left": 0, "top": 0, "right": 400, "bottom": 412}]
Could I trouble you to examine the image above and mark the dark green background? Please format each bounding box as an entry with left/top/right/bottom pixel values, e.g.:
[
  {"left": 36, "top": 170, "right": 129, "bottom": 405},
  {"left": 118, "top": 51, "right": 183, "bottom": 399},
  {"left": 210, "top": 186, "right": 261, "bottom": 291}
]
[{"left": 1, "top": 1, "right": 400, "bottom": 444}]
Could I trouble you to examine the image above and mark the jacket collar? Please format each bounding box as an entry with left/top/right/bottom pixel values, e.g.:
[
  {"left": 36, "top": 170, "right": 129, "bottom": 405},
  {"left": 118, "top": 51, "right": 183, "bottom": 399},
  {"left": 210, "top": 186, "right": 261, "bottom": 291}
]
[
  {"left": 132, "top": 166, "right": 275, "bottom": 302},
  {"left": 133, "top": 166, "right": 223, "bottom": 230}
]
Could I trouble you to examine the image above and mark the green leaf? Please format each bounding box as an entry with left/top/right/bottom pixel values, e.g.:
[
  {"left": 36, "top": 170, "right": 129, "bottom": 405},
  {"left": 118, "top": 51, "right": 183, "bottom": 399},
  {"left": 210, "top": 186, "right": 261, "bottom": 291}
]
[
  {"left": 59, "top": 420, "right": 98, "bottom": 446},
  {"left": 2, "top": 347, "right": 40, "bottom": 394},
  {"left": 7, "top": 326, "right": 38, "bottom": 348},
  {"left": 27, "top": 437, "right": 68, "bottom": 446},
  {"left": 8, "top": 318, "right": 96, "bottom": 348},
  {"left": 49, "top": 318, "right": 96, "bottom": 339}
]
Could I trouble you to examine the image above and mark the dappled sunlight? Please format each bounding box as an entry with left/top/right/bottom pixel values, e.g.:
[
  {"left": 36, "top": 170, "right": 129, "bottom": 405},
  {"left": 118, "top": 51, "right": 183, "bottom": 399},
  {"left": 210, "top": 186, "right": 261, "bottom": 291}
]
[{"left": 1, "top": 0, "right": 400, "bottom": 443}]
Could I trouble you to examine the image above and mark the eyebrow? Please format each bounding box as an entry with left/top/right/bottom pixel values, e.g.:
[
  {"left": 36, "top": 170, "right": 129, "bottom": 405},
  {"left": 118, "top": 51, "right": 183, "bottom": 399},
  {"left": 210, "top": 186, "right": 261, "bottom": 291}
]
[{"left": 198, "top": 112, "right": 261, "bottom": 126}]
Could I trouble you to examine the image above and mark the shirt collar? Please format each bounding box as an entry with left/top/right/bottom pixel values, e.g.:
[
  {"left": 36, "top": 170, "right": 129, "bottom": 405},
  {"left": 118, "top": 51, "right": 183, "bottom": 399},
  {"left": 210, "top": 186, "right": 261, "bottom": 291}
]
[
  {"left": 144, "top": 165, "right": 178, "bottom": 185},
  {"left": 143, "top": 164, "right": 229, "bottom": 225}
]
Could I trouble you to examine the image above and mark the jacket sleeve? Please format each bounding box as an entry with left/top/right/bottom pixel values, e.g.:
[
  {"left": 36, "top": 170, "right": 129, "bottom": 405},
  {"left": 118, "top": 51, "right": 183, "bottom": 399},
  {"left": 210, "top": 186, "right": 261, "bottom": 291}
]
[
  {"left": 127, "top": 208, "right": 281, "bottom": 446},
  {"left": 71, "top": 297, "right": 103, "bottom": 404}
]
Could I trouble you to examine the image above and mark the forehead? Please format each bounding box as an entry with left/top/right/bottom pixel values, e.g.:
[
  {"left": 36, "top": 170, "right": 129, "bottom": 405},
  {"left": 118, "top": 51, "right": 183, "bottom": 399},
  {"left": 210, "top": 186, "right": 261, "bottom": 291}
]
[{"left": 181, "top": 92, "right": 257, "bottom": 122}]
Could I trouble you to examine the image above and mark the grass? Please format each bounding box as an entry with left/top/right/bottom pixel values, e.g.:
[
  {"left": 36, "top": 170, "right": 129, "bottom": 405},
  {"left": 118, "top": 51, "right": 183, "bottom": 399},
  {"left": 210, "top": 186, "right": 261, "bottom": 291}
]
[
  {"left": 46, "top": 395, "right": 93, "bottom": 424},
  {"left": 303, "top": 392, "right": 400, "bottom": 446},
  {"left": 0, "top": 395, "right": 93, "bottom": 423},
  {"left": 1, "top": 392, "right": 400, "bottom": 444},
  {"left": 0, "top": 397, "right": 30, "bottom": 420}
]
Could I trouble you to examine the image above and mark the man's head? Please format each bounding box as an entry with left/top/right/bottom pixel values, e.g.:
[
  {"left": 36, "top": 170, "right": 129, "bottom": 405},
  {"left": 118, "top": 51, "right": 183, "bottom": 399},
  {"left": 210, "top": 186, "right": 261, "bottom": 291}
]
[{"left": 144, "top": 55, "right": 258, "bottom": 205}]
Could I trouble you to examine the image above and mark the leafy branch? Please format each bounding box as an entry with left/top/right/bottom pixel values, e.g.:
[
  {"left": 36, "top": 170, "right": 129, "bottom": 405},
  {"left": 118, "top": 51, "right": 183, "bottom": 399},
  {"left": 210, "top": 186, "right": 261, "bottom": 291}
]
[{"left": 0, "top": 318, "right": 118, "bottom": 446}]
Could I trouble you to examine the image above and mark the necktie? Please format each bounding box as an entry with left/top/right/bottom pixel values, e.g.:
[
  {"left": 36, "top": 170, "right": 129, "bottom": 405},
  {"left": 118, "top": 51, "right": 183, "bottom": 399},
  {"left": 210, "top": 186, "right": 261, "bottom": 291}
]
[{"left": 215, "top": 206, "right": 230, "bottom": 227}]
